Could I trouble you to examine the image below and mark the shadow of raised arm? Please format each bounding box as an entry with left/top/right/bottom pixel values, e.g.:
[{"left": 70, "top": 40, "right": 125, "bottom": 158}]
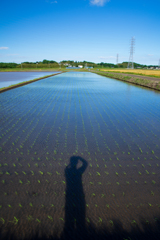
[{"left": 77, "top": 156, "right": 88, "bottom": 175}]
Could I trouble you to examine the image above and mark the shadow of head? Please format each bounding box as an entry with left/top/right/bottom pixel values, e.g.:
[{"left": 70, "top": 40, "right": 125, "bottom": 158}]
[{"left": 69, "top": 156, "right": 79, "bottom": 168}]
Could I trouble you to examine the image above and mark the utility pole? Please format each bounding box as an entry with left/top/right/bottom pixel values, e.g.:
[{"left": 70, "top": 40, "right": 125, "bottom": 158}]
[
  {"left": 127, "top": 37, "right": 135, "bottom": 69},
  {"left": 159, "top": 59, "right": 160, "bottom": 69},
  {"left": 116, "top": 54, "right": 119, "bottom": 65}
]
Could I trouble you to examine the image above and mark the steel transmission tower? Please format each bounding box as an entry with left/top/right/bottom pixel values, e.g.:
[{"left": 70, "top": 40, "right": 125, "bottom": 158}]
[{"left": 127, "top": 37, "right": 135, "bottom": 69}]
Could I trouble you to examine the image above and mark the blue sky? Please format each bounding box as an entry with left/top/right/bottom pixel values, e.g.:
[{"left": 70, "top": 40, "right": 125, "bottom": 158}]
[{"left": 0, "top": 0, "right": 160, "bottom": 65}]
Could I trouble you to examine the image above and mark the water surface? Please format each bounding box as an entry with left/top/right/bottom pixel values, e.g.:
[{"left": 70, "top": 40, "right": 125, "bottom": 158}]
[
  {"left": 0, "top": 71, "right": 59, "bottom": 88},
  {"left": 0, "top": 72, "right": 160, "bottom": 240}
]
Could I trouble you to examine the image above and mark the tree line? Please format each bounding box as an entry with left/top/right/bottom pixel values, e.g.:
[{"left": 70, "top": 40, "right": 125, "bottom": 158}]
[{"left": 0, "top": 60, "right": 158, "bottom": 69}]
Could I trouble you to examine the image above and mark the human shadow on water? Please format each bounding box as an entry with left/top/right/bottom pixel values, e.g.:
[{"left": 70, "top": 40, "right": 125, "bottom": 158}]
[
  {"left": 62, "top": 156, "right": 88, "bottom": 240},
  {"left": 1, "top": 156, "right": 160, "bottom": 240}
]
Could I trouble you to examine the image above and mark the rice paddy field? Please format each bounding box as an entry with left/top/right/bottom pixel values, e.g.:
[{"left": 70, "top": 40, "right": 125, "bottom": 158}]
[
  {"left": 0, "top": 72, "right": 160, "bottom": 240},
  {"left": 0, "top": 72, "right": 59, "bottom": 89},
  {"left": 101, "top": 69, "right": 160, "bottom": 78}
]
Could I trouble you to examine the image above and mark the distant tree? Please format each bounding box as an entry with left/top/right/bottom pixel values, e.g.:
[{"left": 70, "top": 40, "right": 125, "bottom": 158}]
[
  {"left": 42, "top": 59, "right": 50, "bottom": 64},
  {"left": 0, "top": 62, "right": 18, "bottom": 68}
]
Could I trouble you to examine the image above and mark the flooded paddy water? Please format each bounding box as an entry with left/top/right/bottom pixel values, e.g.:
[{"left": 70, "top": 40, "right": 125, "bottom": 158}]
[
  {"left": 0, "top": 72, "right": 160, "bottom": 240},
  {"left": 0, "top": 72, "right": 59, "bottom": 89}
]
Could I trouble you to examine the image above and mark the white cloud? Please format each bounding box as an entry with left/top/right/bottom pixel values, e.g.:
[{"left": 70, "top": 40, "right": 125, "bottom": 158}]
[
  {"left": 0, "top": 47, "right": 9, "bottom": 50},
  {"left": 147, "top": 54, "right": 154, "bottom": 56},
  {"left": 90, "top": 0, "right": 110, "bottom": 6}
]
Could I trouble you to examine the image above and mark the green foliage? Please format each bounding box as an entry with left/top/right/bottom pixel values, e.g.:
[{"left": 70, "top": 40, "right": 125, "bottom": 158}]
[{"left": 0, "top": 62, "right": 18, "bottom": 68}]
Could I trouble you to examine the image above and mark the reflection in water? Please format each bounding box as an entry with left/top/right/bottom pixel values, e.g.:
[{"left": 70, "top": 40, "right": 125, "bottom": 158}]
[
  {"left": 0, "top": 72, "right": 59, "bottom": 88},
  {"left": 63, "top": 156, "right": 88, "bottom": 239}
]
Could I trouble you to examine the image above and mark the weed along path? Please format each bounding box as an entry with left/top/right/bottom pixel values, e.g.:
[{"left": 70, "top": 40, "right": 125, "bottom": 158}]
[{"left": 0, "top": 72, "right": 160, "bottom": 240}]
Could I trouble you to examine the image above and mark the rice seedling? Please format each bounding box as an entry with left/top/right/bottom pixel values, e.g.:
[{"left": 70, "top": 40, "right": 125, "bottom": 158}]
[
  {"left": 109, "top": 220, "right": 114, "bottom": 226},
  {"left": 131, "top": 220, "right": 137, "bottom": 225},
  {"left": 1, "top": 71, "right": 160, "bottom": 238},
  {"left": 27, "top": 215, "right": 34, "bottom": 221},
  {"left": 47, "top": 172, "right": 52, "bottom": 176},
  {"left": 0, "top": 218, "right": 5, "bottom": 224}
]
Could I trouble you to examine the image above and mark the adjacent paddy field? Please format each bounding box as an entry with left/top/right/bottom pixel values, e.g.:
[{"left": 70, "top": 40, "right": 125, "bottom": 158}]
[
  {"left": 0, "top": 72, "right": 60, "bottom": 89},
  {"left": 101, "top": 68, "right": 160, "bottom": 78},
  {"left": 0, "top": 72, "right": 160, "bottom": 240}
]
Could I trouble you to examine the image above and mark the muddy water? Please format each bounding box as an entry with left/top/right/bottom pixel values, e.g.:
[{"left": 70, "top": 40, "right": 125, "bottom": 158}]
[{"left": 0, "top": 72, "right": 160, "bottom": 240}]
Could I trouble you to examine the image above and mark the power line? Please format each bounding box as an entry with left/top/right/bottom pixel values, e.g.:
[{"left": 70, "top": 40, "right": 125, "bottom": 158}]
[{"left": 127, "top": 37, "right": 135, "bottom": 69}]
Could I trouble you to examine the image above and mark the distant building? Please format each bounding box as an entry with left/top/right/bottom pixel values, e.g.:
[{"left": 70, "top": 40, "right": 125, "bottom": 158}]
[
  {"left": 85, "top": 66, "right": 93, "bottom": 69},
  {"left": 78, "top": 65, "right": 83, "bottom": 68}
]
